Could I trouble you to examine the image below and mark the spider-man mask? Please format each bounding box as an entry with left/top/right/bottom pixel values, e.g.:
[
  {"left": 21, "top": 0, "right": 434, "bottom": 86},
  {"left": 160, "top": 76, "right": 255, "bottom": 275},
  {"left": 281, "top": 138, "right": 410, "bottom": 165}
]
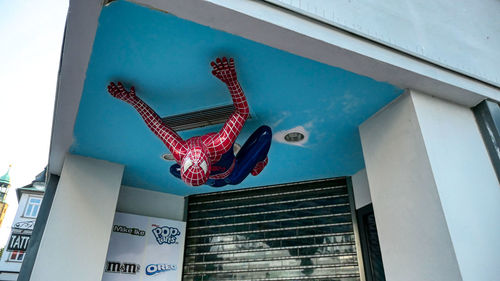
[{"left": 180, "top": 146, "right": 211, "bottom": 186}]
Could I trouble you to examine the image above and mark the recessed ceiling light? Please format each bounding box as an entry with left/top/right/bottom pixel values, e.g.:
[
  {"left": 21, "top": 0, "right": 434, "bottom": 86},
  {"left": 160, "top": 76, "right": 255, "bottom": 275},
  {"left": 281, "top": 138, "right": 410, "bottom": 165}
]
[
  {"left": 284, "top": 132, "right": 305, "bottom": 142},
  {"left": 274, "top": 126, "right": 309, "bottom": 147},
  {"left": 162, "top": 153, "right": 176, "bottom": 161}
]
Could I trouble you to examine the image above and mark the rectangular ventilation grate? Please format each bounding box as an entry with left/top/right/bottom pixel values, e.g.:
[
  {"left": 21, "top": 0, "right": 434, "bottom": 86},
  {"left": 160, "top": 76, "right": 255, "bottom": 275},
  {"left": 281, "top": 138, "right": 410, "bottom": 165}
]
[
  {"left": 161, "top": 104, "right": 251, "bottom": 131},
  {"left": 182, "top": 178, "right": 362, "bottom": 281}
]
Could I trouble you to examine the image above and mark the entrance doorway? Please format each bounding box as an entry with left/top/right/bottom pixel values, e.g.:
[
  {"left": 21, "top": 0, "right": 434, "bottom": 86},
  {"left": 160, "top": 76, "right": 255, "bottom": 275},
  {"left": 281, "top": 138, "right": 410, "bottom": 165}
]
[{"left": 182, "top": 178, "right": 365, "bottom": 280}]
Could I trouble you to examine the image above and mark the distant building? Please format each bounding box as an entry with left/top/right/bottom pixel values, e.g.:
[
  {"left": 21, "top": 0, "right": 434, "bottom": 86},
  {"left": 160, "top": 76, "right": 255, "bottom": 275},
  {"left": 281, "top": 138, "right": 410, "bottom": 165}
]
[
  {"left": 0, "top": 169, "right": 45, "bottom": 281},
  {"left": 0, "top": 166, "right": 12, "bottom": 228}
]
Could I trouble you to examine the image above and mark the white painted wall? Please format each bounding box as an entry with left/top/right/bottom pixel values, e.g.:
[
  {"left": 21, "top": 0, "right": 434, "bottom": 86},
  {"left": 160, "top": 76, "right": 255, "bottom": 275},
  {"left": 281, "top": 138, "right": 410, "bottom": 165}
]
[
  {"left": 117, "top": 185, "right": 186, "bottom": 221},
  {"left": 351, "top": 169, "right": 371, "bottom": 209},
  {"left": 359, "top": 92, "right": 463, "bottom": 281},
  {"left": 412, "top": 91, "right": 500, "bottom": 281},
  {"left": 29, "top": 154, "right": 124, "bottom": 281},
  {"left": 266, "top": 0, "right": 500, "bottom": 88},
  {"left": 0, "top": 272, "right": 17, "bottom": 281}
]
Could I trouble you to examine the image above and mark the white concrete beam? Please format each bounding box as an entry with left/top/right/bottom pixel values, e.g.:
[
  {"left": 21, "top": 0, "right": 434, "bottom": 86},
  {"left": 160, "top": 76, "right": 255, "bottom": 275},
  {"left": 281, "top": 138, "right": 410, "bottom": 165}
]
[
  {"left": 47, "top": 0, "right": 102, "bottom": 176},
  {"left": 30, "top": 154, "right": 123, "bottom": 281},
  {"left": 138, "top": 0, "right": 500, "bottom": 105},
  {"left": 116, "top": 185, "right": 186, "bottom": 221}
]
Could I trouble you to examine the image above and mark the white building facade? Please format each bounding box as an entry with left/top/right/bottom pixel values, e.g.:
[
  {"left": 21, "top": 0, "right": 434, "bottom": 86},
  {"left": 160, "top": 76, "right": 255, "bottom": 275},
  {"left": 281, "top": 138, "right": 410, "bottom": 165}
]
[
  {"left": 0, "top": 171, "right": 45, "bottom": 281},
  {"left": 16, "top": 1, "right": 500, "bottom": 281}
]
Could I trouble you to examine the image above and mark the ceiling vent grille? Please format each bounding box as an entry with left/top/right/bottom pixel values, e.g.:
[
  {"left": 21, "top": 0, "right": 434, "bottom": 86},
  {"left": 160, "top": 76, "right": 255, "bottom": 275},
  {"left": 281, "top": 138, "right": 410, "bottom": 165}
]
[{"left": 161, "top": 104, "right": 251, "bottom": 131}]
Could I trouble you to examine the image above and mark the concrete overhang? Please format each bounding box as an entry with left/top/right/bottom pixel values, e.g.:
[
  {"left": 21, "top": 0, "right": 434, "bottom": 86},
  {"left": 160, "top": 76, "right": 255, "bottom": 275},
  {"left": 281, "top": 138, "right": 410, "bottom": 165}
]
[{"left": 48, "top": 0, "right": 500, "bottom": 185}]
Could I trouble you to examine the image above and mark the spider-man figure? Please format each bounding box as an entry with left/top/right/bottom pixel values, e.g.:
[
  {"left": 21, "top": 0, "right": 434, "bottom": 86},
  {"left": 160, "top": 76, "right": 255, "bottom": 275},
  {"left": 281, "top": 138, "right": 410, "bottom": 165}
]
[{"left": 107, "top": 57, "right": 271, "bottom": 187}]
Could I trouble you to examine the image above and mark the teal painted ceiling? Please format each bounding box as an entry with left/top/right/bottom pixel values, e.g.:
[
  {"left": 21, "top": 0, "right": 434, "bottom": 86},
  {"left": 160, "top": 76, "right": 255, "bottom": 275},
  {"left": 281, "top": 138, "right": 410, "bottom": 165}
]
[{"left": 71, "top": 0, "right": 403, "bottom": 196}]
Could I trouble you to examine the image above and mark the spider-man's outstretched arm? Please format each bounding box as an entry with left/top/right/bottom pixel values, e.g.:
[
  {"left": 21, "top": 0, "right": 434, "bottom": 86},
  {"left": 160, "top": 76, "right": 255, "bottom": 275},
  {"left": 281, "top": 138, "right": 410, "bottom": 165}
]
[
  {"left": 107, "top": 82, "right": 187, "bottom": 162},
  {"left": 204, "top": 57, "right": 250, "bottom": 157}
]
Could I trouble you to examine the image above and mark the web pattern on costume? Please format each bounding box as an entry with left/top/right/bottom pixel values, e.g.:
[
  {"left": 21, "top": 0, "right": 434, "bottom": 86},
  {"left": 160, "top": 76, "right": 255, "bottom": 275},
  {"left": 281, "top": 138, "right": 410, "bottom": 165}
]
[
  {"left": 202, "top": 57, "right": 249, "bottom": 163},
  {"left": 107, "top": 57, "right": 251, "bottom": 186},
  {"left": 107, "top": 82, "right": 188, "bottom": 163},
  {"left": 181, "top": 138, "right": 211, "bottom": 186},
  {"left": 251, "top": 157, "right": 268, "bottom": 176}
]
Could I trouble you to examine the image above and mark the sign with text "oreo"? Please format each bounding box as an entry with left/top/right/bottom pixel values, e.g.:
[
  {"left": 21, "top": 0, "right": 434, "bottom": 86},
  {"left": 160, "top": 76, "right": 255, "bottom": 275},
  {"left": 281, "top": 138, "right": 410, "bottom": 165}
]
[{"left": 145, "top": 263, "right": 177, "bottom": 276}]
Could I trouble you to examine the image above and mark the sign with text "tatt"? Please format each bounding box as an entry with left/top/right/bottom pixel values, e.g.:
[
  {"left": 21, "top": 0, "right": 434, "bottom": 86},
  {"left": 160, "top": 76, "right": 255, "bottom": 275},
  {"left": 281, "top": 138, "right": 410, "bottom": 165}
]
[{"left": 7, "top": 234, "right": 30, "bottom": 251}]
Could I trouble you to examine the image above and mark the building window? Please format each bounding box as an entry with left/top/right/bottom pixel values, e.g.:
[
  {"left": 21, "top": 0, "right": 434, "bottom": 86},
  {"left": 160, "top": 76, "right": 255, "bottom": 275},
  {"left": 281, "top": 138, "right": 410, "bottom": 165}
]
[
  {"left": 24, "top": 197, "right": 42, "bottom": 218},
  {"left": 8, "top": 250, "right": 24, "bottom": 262}
]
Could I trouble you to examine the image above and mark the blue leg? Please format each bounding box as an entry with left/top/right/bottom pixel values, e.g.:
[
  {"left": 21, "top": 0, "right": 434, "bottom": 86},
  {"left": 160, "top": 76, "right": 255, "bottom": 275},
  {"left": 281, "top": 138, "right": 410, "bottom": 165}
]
[{"left": 226, "top": 125, "right": 272, "bottom": 185}]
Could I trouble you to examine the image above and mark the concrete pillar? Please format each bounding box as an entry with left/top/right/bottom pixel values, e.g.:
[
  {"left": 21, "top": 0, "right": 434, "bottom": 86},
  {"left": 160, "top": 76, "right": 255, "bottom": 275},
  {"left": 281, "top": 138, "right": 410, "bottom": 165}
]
[
  {"left": 359, "top": 90, "right": 500, "bottom": 281},
  {"left": 29, "top": 154, "right": 124, "bottom": 281}
]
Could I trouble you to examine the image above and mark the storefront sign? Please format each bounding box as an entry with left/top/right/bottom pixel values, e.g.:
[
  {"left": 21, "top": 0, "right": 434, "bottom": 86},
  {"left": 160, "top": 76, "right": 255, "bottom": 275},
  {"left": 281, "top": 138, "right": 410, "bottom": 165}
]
[
  {"left": 105, "top": 261, "right": 141, "bottom": 274},
  {"left": 13, "top": 220, "right": 35, "bottom": 230},
  {"left": 7, "top": 234, "right": 30, "bottom": 251},
  {"left": 151, "top": 225, "right": 180, "bottom": 245},
  {"left": 145, "top": 264, "right": 176, "bottom": 276},
  {"left": 113, "top": 225, "right": 145, "bottom": 236},
  {"left": 101, "top": 212, "right": 186, "bottom": 281}
]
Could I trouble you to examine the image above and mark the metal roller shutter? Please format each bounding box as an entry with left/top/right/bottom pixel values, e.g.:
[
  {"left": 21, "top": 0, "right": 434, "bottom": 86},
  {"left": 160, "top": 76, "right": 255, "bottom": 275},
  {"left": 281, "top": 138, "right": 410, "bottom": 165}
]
[{"left": 183, "top": 178, "right": 362, "bottom": 281}]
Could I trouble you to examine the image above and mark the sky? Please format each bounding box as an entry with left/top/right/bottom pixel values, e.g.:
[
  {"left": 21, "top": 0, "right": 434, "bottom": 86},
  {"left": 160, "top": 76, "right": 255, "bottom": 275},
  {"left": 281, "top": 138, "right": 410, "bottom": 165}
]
[{"left": 0, "top": 0, "right": 68, "bottom": 247}]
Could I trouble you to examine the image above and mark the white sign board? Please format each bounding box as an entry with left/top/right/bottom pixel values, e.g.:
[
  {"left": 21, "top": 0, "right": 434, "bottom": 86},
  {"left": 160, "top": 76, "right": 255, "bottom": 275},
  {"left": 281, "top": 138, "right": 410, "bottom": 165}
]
[{"left": 102, "top": 212, "right": 186, "bottom": 281}]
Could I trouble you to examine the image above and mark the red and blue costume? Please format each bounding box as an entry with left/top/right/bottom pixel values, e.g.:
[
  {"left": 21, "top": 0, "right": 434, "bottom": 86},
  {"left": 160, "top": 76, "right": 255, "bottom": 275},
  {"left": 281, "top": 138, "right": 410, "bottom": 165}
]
[{"left": 107, "top": 57, "right": 271, "bottom": 187}]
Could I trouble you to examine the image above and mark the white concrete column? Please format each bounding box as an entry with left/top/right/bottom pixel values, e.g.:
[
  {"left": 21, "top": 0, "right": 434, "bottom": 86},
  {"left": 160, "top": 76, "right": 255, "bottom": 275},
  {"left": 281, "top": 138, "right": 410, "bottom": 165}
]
[
  {"left": 30, "top": 154, "right": 124, "bottom": 281},
  {"left": 360, "top": 90, "right": 500, "bottom": 281}
]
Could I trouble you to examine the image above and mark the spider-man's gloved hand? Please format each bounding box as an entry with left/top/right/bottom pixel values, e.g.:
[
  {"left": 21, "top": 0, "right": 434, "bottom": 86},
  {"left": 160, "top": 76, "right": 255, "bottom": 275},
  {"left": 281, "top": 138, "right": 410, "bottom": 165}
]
[
  {"left": 211, "top": 57, "right": 238, "bottom": 85},
  {"left": 107, "top": 82, "right": 138, "bottom": 105}
]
